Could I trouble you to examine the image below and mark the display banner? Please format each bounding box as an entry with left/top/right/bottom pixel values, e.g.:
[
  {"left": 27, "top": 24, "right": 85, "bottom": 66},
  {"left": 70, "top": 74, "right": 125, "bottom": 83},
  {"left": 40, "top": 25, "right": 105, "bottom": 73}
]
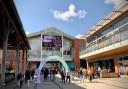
[{"left": 42, "top": 35, "right": 62, "bottom": 47}]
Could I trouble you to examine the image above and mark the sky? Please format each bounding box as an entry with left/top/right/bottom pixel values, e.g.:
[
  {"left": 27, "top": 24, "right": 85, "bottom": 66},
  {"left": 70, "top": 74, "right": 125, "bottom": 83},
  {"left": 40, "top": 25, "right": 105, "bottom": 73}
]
[{"left": 14, "top": 0, "right": 125, "bottom": 37}]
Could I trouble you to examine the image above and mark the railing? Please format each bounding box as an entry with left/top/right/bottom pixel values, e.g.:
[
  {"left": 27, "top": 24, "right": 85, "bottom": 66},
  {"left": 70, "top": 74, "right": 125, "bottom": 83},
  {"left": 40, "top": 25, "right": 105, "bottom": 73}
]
[
  {"left": 42, "top": 51, "right": 61, "bottom": 57},
  {"left": 63, "top": 55, "right": 73, "bottom": 61},
  {"left": 80, "top": 23, "right": 128, "bottom": 55},
  {"left": 28, "top": 51, "right": 62, "bottom": 59}
]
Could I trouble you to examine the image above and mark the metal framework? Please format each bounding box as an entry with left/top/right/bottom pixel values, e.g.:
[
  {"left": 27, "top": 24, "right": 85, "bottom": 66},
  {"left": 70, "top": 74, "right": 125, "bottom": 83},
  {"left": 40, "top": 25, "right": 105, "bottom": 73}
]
[{"left": 0, "top": 1, "right": 30, "bottom": 89}]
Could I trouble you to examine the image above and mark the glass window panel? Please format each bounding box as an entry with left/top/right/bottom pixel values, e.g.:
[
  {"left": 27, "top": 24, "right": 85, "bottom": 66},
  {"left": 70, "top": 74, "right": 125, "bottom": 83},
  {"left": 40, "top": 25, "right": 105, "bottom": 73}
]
[
  {"left": 28, "top": 37, "right": 41, "bottom": 58},
  {"left": 114, "top": 16, "right": 128, "bottom": 29}
]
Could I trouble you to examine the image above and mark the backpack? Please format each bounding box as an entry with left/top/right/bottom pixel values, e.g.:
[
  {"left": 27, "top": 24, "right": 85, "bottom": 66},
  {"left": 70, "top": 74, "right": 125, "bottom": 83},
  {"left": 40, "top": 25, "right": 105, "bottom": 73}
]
[{"left": 17, "top": 73, "right": 21, "bottom": 80}]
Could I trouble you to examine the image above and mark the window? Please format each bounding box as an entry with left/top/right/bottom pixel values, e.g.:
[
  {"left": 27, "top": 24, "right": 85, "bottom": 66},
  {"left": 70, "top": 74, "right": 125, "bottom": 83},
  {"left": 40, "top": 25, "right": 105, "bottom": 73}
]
[
  {"left": 114, "top": 16, "right": 128, "bottom": 29},
  {"left": 28, "top": 37, "right": 41, "bottom": 58},
  {"left": 63, "top": 39, "right": 72, "bottom": 55}
]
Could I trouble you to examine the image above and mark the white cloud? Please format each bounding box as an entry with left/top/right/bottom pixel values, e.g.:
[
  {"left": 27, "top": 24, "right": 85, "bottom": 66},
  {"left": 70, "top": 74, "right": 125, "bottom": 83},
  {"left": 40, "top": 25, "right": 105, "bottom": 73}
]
[
  {"left": 52, "top": 4, "right": 87, "bottom": 21},
  {"left": 26, "top": 31, "right": 30, "bottom": 35},
  {"left": 104, "top": 0, "right": 125, "bottom": 7},
  {"left": 75, "top": 34, "right": 83, "bottom": 38}
]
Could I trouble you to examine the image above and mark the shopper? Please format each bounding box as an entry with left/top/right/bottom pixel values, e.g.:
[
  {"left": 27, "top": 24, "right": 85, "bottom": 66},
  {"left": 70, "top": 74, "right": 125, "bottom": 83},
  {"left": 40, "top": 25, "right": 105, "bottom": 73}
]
[
  {"left": 88, "top": 68, "right": 92, "bottom": 82},
  {"left": 61, "top": 69, "right": 66, "bottom": 83},
  {"left": 84, "top": 69, "right": 88, "bottom": 79},
  {"left": 50, "top": 68, "right": 52, "bottom": 80},
  {"left": 17, "top": 72, "right": 24, "bottom": 88},
  {"left": 31, "top": 69, "right": 35, "bottom": 81},
  {"left": 25, "top": 68, "right": 31, "bottom": 88},
  {"left": 43, "top": 68, "right": 47, "bottom": 81},
  {"left": 98, "top": 66, "right": 101, "bottom": 78},
  {"left": 43, "top": 68, "right": 49, "bottom": 81},
  {"left": 66, "top": 69, "right": 71, "bottom": 83},
  {"left": 52, "top": 68, "right": 55, "bottom": 80},
  {"left": 80, "top": 67, "right": 85, "bottom": 82},
  {"left": 91, "top": 66, "right": 95, "bottom": 79}
]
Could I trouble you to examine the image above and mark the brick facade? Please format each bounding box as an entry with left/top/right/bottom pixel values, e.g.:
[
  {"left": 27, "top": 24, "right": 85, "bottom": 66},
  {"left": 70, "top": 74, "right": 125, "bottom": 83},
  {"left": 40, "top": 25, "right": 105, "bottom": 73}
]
[{"left": 74, "top": 39, "right": 85, "bottom": 69}]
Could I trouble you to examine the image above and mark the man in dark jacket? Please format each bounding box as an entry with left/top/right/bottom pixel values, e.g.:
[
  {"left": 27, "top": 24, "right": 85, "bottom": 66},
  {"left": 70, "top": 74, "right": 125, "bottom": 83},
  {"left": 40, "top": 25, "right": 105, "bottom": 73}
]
[
  {"left": 25, "top": 68, "right": 31, "bottom": 88},
  {"left": 17, "top": 72, "right": 23, "bottom": 88}
]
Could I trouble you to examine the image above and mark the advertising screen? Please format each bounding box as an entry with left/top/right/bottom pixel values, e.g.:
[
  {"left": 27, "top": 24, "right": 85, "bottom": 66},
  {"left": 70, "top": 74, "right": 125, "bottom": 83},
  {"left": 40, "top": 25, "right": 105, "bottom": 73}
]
[{"left": 42, "top": 35, "right": 62, "bottom": 47}]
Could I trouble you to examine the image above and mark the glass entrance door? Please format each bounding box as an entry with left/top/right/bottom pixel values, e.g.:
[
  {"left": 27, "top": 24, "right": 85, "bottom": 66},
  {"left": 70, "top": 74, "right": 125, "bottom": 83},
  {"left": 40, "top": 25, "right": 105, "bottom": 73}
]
[{"left": 119, "top": 56, "right": 128, "bottom": 75}]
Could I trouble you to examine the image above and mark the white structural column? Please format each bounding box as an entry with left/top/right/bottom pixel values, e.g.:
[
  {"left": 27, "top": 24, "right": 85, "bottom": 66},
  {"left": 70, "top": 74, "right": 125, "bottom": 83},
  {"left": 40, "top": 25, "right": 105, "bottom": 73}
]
[
  {"left": 61, "top": 32, "right": 64, "bottom": 60},
  {"left": 61, "top": 32, "right": 64, "bottom": 69},
  {"left": 41, "top": 33, "right": 43, "bottom": 60}
]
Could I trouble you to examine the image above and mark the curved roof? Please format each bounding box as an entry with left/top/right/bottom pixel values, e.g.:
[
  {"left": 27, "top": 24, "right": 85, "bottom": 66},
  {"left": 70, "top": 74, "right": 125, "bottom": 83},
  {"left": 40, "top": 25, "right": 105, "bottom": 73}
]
[
  {"left": 27, "top": 27, "right": 76, "bottom": 40},
  {"left": 0, "top": 0, "right": 30, "bottom": 49}
]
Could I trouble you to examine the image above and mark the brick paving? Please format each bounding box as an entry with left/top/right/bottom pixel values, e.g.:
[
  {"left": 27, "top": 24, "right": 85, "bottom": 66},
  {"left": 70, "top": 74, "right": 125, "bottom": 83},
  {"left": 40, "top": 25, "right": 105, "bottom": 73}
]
[
  {"left": 71, "top": 75, "right": 128, "bottom": 89},
  {"left": 4, "top": 79, "right": 18, "bottom": 89},
  {"left": 4, "top": 75, "right": 128, "bottom": 89}
]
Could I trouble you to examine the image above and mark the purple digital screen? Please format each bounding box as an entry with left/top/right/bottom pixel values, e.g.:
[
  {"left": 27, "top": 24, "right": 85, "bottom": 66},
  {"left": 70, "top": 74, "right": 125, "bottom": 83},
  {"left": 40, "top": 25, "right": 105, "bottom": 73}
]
[{"left": 42, "top": 35, "right": 62, "bottom": 47}]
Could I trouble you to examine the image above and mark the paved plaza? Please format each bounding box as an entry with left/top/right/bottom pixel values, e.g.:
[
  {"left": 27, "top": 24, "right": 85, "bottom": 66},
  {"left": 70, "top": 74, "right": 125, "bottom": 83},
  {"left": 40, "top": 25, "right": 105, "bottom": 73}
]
[{"left": 4, "top": 75, "right": 128, "bottom": 89}]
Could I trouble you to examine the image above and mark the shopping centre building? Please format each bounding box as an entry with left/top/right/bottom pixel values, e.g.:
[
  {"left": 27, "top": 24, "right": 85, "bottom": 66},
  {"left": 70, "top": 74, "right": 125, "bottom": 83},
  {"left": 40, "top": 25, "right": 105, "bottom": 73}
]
[
  {"left": 27, "top": 27, "right": 85, "bottom": 70},
  {"left": 80, "top": 1, "right": 128, "bottom": 77}
]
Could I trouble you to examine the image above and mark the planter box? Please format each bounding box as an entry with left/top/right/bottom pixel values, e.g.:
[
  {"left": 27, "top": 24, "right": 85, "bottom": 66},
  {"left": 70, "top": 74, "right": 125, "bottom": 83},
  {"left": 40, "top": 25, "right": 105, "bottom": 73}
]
[{"left": 100, "top": 73, "right": 119, "bottom": 78}]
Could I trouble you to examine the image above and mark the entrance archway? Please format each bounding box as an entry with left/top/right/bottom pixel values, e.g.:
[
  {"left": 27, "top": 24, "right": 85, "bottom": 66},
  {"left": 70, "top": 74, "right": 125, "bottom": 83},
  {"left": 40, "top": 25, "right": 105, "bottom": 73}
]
[{"left": 36, "top": 55, "right": 68, "bottom": 83}]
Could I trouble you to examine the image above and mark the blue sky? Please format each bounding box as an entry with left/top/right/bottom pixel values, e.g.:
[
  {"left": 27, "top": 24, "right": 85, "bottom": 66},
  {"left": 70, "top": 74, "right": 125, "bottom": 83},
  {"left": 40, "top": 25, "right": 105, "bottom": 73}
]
[{"left": 14, "top": 0, "right": 124, "bottom": 37}]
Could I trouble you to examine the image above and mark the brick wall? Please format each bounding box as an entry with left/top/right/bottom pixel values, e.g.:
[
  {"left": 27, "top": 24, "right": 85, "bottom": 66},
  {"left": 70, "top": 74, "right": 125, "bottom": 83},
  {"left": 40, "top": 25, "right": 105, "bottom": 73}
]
[{"left": 74, "top": 39, "right": 85, "bottom": 69}]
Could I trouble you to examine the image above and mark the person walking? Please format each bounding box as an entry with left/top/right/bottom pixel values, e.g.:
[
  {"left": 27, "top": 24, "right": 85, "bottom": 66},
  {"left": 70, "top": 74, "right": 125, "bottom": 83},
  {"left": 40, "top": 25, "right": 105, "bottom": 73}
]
[
  {"left": 52, "top": 68, "right": 55, "bottom": 80},
  {"left": 79, "top": 68, "right": 85, "bottom": 82},
  {"left": 17, "top": 72, "right": 24, "bottom": 88},
  {"left": 46, "top": 68, "right": 49, "bottom": 80},
  {"left": 43, "top": 68, "right": 47, "bottom": 81},
  {"left": 84, "top": 69, "right": 88, "bottom": 79},
  {"left": 88, "top": 68, "right": 92, "bottom": 82},
  {"left": 66, "top": 69, "right": 71, "bottom": 83},
  {"left": 98, "top": 66, "right": 101, "bottom": 78},
  {"left": 25, "top": 68, "right": 31, "bottom": 88},
  {"left": 61, "top": 69, "right": 66, "bottom": 83},
  {"left": 91, "top": 66, "right": 95, "bottom": 79},
  {"left": 43, "top": 68, "right": 49, "bottom": 81},
  {"left": 60, "top": 69, "right": 63, "bottom": 82},
  {"left": 31, "top": 69, "right": 35, "bottom": 81},
  {"left": 50, "top": 68, "right": 52, "bottom": 80}
]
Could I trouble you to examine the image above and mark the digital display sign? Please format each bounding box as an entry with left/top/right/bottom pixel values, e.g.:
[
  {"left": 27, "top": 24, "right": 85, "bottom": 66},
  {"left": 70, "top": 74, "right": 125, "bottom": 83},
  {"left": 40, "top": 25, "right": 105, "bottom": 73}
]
[{"left": 42, "top": 35, "right": 62, "bottom": 47}]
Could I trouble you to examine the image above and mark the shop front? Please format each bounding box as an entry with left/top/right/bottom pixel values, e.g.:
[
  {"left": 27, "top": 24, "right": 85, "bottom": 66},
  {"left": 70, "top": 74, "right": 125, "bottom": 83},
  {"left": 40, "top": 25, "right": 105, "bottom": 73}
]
[
  {"left": 119, "top": 56, "right": 128, "bottom": 75},
  {"left": 4, "top": 61, "right": 15, "bottom": 83},
  {"left": 88, "top": 58, "right": 119, "bottom": 78}
]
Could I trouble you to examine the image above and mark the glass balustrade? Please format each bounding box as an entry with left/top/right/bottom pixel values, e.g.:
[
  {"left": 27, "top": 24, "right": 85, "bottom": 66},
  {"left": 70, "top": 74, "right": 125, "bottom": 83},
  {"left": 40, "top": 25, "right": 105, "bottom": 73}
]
[{"left": 80, "top": 23, "right": 128, "bottom": 55}]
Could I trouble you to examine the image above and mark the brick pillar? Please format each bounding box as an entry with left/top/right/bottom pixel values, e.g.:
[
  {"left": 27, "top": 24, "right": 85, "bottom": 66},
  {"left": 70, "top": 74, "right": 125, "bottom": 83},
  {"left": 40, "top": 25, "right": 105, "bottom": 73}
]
[
  {"left": 22, "top": 50, "right": 25, "bottom": 74},
  {"left": 16, "top": 47, "right": 20, "bottom": 75}
]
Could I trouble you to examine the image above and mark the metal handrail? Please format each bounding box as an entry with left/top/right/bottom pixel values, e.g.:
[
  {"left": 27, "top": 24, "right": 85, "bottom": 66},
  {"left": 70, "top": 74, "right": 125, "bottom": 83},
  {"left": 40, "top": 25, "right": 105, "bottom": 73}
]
[{"left": 80, "top": 23, "right": 128, "bottom": 55}]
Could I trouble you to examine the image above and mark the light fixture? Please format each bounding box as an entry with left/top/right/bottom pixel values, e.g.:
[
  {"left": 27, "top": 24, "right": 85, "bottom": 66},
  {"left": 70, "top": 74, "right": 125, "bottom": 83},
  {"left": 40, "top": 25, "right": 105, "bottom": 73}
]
[
  {"left": 113, "top": 10, "right": 122, "bottom": 13},
  {"left": 103, "top": 18, "right": 111, "bottom": 20},
  {"left": 95, "top": 25, "right": 103, "bottom": 26}
]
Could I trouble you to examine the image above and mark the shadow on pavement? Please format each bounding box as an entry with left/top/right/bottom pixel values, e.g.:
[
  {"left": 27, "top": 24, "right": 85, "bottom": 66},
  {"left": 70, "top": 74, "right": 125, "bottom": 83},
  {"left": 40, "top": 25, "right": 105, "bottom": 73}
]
[
  {"left": 83, "top": 81, "right": 103, "bottom": 83},
  {"left": 55, "top": 77, "right": 86, "bottom": 89}
]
